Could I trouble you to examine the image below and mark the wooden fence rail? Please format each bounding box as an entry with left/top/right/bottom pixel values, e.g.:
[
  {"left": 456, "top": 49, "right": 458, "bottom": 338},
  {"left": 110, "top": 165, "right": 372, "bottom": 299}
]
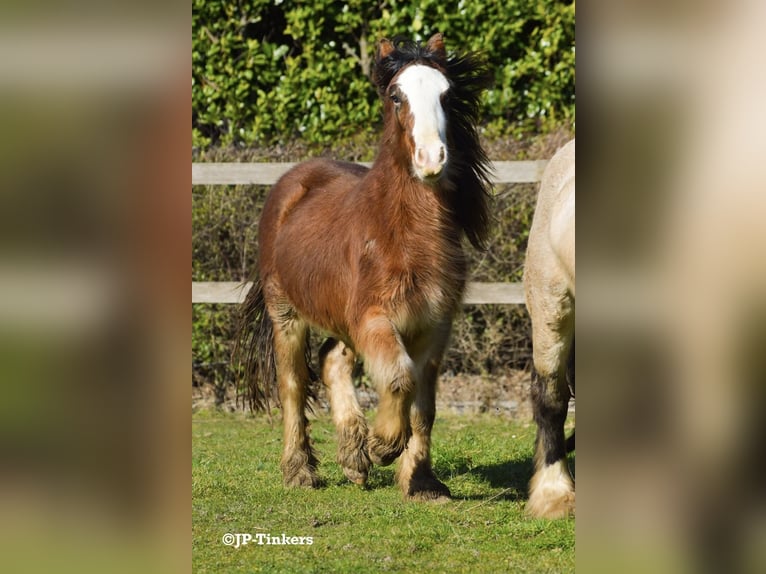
[
  {"left": 192, "top": 160, "right": 547, "bottom": 186},
  {"left": 192, "top": 281, "right": 525, "bottom": 305},
  {"left": 192, "top": 161, "right": 543, "bottom": 305}
]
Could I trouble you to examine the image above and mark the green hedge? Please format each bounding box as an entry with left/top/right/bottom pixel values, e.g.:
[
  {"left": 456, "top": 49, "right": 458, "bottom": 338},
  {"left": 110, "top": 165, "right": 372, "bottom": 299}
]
[{"left": 192, "top": 0, "right": 575, "bottom": 148}]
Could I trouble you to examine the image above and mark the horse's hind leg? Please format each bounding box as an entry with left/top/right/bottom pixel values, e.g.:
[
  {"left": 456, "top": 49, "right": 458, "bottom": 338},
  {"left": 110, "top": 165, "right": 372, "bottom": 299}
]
[
  {"left": 319, "top": 338, "right": 370, "bottom": 485},
  {"left": 397, "top": 327, "right": 452, "bottom": 502},
  {"left": 271, "top": 304, "right": 319, "bottom": 487},
  {"left": 526, "top": 292, "right": 575, "bottom": 518}
]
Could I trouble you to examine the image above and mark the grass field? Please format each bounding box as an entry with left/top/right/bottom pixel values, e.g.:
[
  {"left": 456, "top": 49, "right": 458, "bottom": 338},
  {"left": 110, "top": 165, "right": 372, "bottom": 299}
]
[{"left": 192, "top": 410, "right": 575, "bottom": 573}]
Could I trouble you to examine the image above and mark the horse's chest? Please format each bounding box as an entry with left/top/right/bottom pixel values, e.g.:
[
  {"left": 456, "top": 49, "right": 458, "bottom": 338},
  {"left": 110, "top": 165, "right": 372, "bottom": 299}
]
[
  {"left": 357, "top": 232, "right": 465, "bottom": 324},
  {"left": 387, "top": 254, "right": 465, "bottom": 329}
]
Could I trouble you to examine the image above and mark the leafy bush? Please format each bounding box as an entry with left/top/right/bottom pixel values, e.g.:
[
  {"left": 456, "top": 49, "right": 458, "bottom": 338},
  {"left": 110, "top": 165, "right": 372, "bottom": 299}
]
[{"left": 192, "top": 0, "right": 575, "bottom": 148}]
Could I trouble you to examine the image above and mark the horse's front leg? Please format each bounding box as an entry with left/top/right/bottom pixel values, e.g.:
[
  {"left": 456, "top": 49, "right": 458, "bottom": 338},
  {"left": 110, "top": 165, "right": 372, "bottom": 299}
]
[
  {"left": 396, "top": 324, "right": 452, "bottom": 502},
  {"left": 355, "top": 310, "right": 415, "bottom": 467},
  {"left": 271, "top": 306, "right": 320, "bottom": 488},
  {"left": 319, "top": 338, "right": 370, "bottom": 485},
  {"left": 526, "top": 292, "right": 575, "bottom": 518}
]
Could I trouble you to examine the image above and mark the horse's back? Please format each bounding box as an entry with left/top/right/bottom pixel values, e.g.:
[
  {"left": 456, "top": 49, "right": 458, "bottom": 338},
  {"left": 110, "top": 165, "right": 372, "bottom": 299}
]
[
  {"left": 259, "top": 158, "right": 369, "bottom": 251},
  {"left": 263, "top": 158, "right": 368, "bottom": 219},
  {"left": 280, "top": 158, "right": 369, "bottom": 192}
]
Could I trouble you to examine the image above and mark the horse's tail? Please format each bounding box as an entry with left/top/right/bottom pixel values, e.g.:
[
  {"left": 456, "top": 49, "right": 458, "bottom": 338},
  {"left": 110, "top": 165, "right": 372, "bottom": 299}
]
[{"left": 234, "top": 275, "right": 276, "bottom": 412}]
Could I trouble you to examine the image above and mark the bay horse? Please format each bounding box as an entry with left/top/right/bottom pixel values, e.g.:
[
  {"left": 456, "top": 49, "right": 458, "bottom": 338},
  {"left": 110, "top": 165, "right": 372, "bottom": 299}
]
[
  {"left": 238, "top": 34, "right": 492, "bottom": 500},
  {"left": 523, "top": 139, "right": 575, "bottom": 518}
]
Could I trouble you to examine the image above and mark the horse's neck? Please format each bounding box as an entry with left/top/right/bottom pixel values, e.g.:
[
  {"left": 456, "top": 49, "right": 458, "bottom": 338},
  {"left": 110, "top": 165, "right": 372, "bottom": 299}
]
[
  {"left": 367, "top": 152, "right": 442, "bottom": 215},
  {"left": 363, "top": 155, "right": 461, "bottom": 259}
]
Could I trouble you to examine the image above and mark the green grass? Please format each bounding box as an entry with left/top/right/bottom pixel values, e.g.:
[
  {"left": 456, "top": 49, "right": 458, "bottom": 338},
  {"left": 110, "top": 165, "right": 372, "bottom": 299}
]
[{"left": 193, "top": 411, "right": 574, "bottom": 573}]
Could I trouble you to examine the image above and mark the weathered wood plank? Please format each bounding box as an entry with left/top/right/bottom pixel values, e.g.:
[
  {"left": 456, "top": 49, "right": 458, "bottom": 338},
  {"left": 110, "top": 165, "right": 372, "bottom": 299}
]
[
  {"left": 491, "top": 160, "right": 548, "bottom": 184},
  {"left": 192, "top": 161, "right": 547, "bottom": 186},
  {"left": 463, "top": 281, "right": 525, "bottom": 305},
  {"left": 192, "top": 281, "right": 525, "bottom": 305},
  {"left": 191, "top": 282, "right": 251, "bottom": 304}
]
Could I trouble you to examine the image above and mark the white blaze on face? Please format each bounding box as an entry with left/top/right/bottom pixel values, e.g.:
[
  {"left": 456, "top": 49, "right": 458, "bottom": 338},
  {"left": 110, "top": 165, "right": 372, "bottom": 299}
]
[{"left": 395, "top": 65, "right": 450, "bottom": 180}]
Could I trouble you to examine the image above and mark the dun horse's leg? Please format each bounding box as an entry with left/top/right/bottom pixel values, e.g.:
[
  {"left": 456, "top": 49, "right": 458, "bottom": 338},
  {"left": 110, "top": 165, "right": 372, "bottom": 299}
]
[
  {"left": 356, "top": 310, "right": 414, "bottom": 466},
  {"left": 271, "top": 306, "right": 319, "bottom": 487},
  {"left": 397, "top": 334, "right": 452, "bottom": 501},
  {"left": 319, "top": 338, "right": 370, "bottom": 485},
  {"left": 527, "top": 293, "right": 575, "bottom": 518}
]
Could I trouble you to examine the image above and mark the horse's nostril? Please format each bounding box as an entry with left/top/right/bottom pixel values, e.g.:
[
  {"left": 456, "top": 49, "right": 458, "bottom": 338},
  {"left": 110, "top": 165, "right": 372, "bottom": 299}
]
[{"left": 415, "top": 146, "right": 446, "bottom": 170}]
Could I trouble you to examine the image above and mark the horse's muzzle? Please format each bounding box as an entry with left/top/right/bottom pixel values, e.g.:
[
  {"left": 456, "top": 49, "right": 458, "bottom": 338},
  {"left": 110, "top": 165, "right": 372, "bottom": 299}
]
[{"left": 414, "top": 143, "right": 447, "bottom": 180}]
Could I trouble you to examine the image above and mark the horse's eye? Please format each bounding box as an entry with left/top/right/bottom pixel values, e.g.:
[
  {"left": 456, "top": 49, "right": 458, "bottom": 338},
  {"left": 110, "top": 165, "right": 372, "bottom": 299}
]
[{"left": 390, "top": 93, "right": 401, "bottom": 106}]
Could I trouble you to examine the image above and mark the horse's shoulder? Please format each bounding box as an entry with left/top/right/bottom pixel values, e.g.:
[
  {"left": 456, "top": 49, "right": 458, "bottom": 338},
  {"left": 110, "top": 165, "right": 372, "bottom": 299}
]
[
  {"left": 547, "top": 140, "right": 575, "bottom": 190},
  {"left": 535, "top": 139, "right": 575, "bottom": 218}
]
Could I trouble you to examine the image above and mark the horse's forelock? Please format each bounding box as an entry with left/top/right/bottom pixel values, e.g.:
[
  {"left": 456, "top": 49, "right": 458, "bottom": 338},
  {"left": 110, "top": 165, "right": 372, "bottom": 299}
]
[
  {"left": 373, "top": 37, "right": 448, "bottom": 96},
  {"left": 373, "top": 38, "right": 490, "bottom": 109}
]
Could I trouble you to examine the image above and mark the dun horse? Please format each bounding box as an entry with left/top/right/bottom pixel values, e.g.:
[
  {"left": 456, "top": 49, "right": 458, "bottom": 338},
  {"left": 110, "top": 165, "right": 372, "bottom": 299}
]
[
  {"left": 524, "top": 139, "right": 575, "bottom": 518},
  {"left": 238, "top": 34, "right": 492, "bottom": 500}
]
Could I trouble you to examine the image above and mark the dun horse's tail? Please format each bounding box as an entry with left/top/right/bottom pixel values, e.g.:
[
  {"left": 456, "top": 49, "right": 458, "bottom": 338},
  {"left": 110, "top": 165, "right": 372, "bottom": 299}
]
[{"left": 234, "top": 276, "right": 276, "bottom": 411}]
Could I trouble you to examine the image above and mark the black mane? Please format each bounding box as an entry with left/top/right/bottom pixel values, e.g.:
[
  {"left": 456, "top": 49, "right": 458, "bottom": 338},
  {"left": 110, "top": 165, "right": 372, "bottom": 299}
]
[{"left": 373, "top": 36, "right": 494, "bottom": 250}]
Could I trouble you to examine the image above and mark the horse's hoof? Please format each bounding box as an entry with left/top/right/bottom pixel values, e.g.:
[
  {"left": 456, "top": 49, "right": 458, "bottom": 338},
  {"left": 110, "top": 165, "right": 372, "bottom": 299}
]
[
  {"left": 283, "top": 467, "right": 321, "bottom": 488},
  {"left": 336, "top": 425, "right": 371, "bottom": 484},
  {"left": 405, "top": 477, "right": 452, "bottom": 503},
  {"left": 342, "top": 466, "right": 368, "bottom": 485},
  {"left": 367, "top": 433, "right": 405, "bottom": 466},
  {"left": 285, "top": 470, "right": 321, "bottom": 488},
  {"left": 526, "top": 460, "right": 575, "bottom": 519},
  {"left": 526, "top": 491, "right": 575, "bottom": 519}
]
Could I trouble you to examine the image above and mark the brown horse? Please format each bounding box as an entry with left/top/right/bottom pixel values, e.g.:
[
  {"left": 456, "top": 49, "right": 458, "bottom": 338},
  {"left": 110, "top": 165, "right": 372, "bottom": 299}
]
[
  {"left": 238, "top": 34, "right": 492, "bottom": 500},
  {"left": 523, "top": 139, "right": 575, "bottom": 518}
]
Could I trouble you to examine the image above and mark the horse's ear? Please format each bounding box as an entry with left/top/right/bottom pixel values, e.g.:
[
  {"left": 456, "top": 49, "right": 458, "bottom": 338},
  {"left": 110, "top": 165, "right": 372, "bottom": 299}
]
[
  {"left": 426, "top": 33, "right": 446, "bottom": 60},
  {"left": 377, "top": 38, "right": 395, "bottom": 61}
]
